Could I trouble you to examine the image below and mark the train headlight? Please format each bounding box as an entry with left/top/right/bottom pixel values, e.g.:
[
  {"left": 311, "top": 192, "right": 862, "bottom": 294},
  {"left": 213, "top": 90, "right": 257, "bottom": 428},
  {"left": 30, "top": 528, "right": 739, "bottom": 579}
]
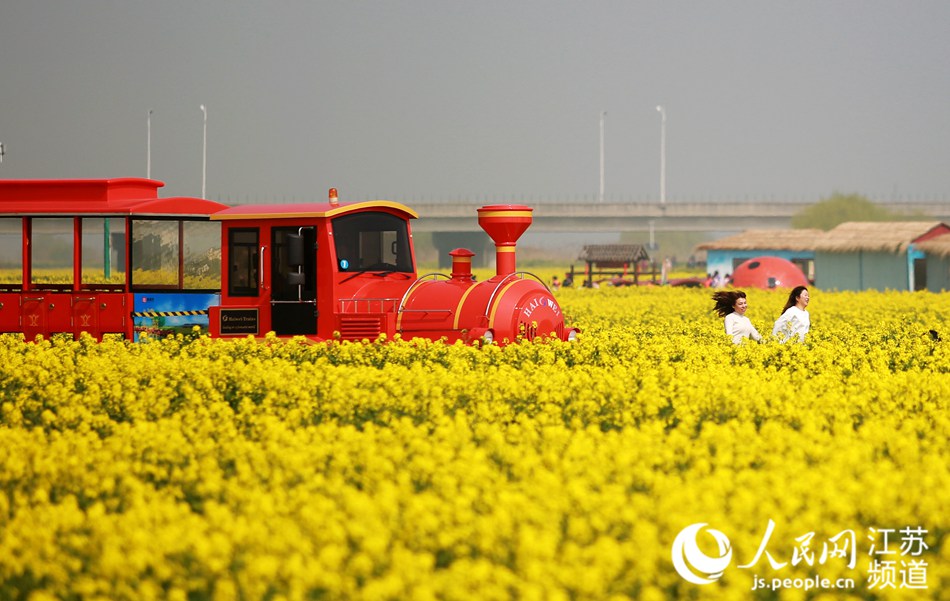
[
  {"left": 567, "top": 328, "right": 579, "bottom": 342},
  {"left": 482, "top": 329, "right": 494, "bottom": 344}
]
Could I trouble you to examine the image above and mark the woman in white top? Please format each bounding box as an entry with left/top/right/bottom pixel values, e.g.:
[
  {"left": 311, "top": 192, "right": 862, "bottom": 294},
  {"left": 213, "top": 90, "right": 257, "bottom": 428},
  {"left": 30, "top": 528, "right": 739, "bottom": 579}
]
[
  {"left": 772, "top": 286, "right": 810, "bottom": 342},
  {"left": 711, "top": 290, "right": 762, "bottom": 344}
]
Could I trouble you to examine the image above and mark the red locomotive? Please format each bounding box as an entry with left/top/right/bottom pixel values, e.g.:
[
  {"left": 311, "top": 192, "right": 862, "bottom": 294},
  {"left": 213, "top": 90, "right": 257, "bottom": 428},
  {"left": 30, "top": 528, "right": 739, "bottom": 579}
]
[{"left": 0, "top": 178, "right": 575, "bottom": 345}]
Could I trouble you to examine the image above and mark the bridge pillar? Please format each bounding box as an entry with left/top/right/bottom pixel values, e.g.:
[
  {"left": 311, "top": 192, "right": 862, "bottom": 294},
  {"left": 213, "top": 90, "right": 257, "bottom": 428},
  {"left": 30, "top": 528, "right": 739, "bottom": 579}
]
[{"left": 431, "top": 231, "right": 492, "bottom": 269}]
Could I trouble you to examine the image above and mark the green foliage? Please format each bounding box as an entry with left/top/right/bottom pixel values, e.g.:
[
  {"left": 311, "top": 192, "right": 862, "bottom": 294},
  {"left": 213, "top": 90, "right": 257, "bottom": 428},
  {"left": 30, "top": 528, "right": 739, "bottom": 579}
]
[{"left": 792, "top": 192, "right": 896, "bottom": 230}]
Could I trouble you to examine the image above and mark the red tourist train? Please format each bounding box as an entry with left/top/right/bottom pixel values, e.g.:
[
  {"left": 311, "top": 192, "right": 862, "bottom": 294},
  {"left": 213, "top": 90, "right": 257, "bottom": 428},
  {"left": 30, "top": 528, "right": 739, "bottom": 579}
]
[{"left": 0, "top": 178, "right": 575, "bottom": 345}]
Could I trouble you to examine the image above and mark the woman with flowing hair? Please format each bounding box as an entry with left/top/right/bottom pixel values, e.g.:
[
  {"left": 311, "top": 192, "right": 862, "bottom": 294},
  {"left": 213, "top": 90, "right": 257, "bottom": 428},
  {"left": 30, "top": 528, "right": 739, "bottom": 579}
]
[
  {"left": 711, "top": 290, "right": 762, "bottom": 344},
  {"left": 772, "top": 285, "right": 811, "bottom": 343}
]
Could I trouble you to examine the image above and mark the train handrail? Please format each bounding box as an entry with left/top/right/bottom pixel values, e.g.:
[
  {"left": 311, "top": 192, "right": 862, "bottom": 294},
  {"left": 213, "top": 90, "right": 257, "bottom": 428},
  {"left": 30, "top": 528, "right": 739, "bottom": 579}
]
[
  {"left": 259, "top": 246, "right": 266, "bottom": 288},
  {"left": 338, "top": 297, "right": 401, "bottom": 313},
  {"left": 396, "top": 272, "right": 450, "bottom": 314},
  {"left": 484, "top": 271, "right": 551, "bottom": 318}
]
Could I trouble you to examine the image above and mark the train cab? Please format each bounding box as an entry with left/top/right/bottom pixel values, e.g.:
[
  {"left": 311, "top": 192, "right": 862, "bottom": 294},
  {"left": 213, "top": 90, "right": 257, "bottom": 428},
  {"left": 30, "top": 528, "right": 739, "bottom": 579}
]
[
  {"left": 0, "top": 178, "right": 226, "bottom": 340},
  {"left": 208, "top": 189, "right": 420, "bottom": 341}
]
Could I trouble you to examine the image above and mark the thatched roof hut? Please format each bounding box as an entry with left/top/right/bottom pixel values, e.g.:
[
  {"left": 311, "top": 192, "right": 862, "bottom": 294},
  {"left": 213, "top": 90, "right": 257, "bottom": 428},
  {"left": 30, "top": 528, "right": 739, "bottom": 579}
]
[
  {"left": 694, "top": 229, "right": 820, "bottom": 283},
  {"left": 813, "top": 221, "right": 950, "bottom": 291},
  {"left": 695, "top": 229, "right": 824, "bottom": 252},
  {"left": 813, "top": 221, "right": 949, "bottom": 254}
]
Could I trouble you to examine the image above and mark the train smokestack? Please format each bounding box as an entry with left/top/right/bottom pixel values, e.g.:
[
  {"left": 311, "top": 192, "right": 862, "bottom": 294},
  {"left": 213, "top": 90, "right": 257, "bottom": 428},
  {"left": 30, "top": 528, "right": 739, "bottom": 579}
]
[
  {"left": 449, "top": 248, "right": 475, "bottom": 282},
  {"left": 477, "top": 204, "right": 533, "bottom": 277}
]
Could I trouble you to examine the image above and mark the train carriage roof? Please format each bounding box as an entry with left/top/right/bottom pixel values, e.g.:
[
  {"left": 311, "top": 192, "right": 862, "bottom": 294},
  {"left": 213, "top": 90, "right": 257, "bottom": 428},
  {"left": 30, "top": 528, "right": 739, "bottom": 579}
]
[
  {"left": 210, "top": 201, "right": 418, "bottom": 221},
  {"left": 0, "top": 178, "right": 227, "bottom": 217}
]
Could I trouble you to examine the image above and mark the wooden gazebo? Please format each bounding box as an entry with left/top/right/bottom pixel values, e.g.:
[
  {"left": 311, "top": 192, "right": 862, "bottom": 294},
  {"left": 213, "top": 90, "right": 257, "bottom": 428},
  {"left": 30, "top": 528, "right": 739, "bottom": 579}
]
[{"left": 574, "top": 244, "right": 653, "bottom": 287}]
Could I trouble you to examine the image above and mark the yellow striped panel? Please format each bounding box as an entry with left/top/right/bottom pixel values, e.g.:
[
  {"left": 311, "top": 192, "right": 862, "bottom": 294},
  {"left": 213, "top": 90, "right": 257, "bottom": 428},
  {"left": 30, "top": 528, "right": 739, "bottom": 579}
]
[
  {"left": 452, "top": 284, "right": 479, "bottom": 330},
  {"left": 478, "top": 210, "right": 533, "bottom": 218},
  {"left": 132, "top": 310, "right": 209, "bottom": 317},
  {"left": 212, "top": 200, "right": 418, "bottom": 221},
  {"left": 487, "top": 281, "right": 519, "bottom": 329}
]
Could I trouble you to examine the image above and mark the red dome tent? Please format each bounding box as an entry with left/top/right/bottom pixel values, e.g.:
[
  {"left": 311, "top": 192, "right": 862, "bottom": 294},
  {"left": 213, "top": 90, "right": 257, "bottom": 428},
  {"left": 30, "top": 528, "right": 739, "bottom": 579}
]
[{"left": 731, "top": 256, "right": 809, "bottom": 289}]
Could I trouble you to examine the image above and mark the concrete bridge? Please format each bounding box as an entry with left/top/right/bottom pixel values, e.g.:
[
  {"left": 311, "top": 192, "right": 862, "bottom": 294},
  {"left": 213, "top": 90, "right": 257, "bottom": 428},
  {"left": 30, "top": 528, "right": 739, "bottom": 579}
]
[
  {"left": 409, "top": 200, "right": 950, "bottom": 262},
  {"left": 410, "top": 200, "right": 950, "bottom": 233}
]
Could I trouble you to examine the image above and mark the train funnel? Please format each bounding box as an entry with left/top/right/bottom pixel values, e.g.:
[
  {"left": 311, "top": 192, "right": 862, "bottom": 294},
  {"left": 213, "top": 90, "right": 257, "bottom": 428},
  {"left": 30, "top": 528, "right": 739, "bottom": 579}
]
[{"left": 477, "top": 204, "right": 533, "bottom": 277}]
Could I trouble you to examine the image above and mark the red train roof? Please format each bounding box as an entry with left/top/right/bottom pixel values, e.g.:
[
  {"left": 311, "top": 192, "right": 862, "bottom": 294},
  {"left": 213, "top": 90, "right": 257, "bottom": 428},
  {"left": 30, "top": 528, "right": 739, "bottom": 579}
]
[
  {"left": 211, "top": 200, "right": 419, "bottom": 221},
  {"left": 0, "top": 178, "right": 227, "bottom": 216}
]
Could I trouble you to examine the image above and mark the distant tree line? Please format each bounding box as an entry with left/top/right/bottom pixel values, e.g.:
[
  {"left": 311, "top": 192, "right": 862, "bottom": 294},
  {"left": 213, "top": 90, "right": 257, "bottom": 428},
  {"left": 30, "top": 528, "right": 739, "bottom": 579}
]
[{"left": 792, "top": 192, "right": 925, "bottom": 230}]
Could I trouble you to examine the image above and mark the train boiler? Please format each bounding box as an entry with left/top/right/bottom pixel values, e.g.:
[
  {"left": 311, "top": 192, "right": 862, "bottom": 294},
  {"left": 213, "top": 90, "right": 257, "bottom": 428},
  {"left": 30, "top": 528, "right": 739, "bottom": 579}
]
[
  {"left": 208, "top": 191, "right": 576, "bottom": 344},
  {"left": 395, "top": 206, "right": 574, "bottom": 344}
]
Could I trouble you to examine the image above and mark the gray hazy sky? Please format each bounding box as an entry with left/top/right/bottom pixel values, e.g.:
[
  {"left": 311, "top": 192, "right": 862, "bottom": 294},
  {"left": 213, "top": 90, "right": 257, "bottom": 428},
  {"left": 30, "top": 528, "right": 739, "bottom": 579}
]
[{"left": 2, "top": 1, "right": 949, "bottom": 205}]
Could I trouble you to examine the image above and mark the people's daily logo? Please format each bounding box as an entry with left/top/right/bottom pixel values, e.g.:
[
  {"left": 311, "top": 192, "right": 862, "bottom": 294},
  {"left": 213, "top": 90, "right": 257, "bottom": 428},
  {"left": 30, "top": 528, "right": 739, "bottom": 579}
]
[
  {"left": 671, "top": 523, "right": 733, "bottom": 585},
  {"left": 670, "top": 520, "right": 930, "bottom": 592}
]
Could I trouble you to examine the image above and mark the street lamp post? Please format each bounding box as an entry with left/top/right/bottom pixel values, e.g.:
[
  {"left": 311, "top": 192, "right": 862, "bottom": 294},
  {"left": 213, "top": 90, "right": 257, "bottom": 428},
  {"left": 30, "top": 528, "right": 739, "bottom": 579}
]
[
  {"left": 599, "top": 111, "right": 606, "bottom": 203},
  {"left": 656, "top": 105, "right": 666, "bottom": 206},
  {"left": 147, "top": 109, "right": 153, "bottom": 179},
  {"left": 200, "top": 104, "right": 207, "bottom": 198}
]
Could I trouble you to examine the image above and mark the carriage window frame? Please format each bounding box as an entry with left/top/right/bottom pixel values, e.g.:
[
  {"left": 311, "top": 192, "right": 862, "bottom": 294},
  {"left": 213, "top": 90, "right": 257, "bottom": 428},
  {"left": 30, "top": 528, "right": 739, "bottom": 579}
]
[
  {"left": 228, "top": 228, "right": 259, "bottom": 297},
  {"left": 0, "top": 217, "right": 23, "bottom": 290},
  {"left": 131, "top": 217, "right": 221, "bottom": 291},
  {"left": 183, "top": 221, "right": 222, "bottom": 290},
  {"left": 30, "top": 217, "right": 74, "bottom": 289},
  {"left": 81, "top": 217, "right": 127, "bottom": 290}
]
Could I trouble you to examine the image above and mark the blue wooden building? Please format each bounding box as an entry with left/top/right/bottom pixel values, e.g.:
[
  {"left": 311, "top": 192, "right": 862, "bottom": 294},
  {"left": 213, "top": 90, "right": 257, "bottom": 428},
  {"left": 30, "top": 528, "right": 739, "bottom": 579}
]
[
  {"left": 915, "top": 233, "right": 950, "bottom": 292},
  {"left": 813, "top": 222, "right": 950, "bottom": 291},
  {"left": 695, "top": 229, "right": 821, "bottom": 283}
]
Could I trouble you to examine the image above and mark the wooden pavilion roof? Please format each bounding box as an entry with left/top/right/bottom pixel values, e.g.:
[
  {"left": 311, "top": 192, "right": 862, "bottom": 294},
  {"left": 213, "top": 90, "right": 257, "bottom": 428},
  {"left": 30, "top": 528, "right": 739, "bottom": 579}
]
[{"left": 577, "top": 244, "right": 650, "bottom": 264}]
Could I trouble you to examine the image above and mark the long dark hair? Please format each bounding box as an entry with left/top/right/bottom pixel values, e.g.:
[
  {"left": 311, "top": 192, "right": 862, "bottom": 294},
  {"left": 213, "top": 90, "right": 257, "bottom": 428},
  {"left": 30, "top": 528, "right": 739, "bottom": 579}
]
[
  {"left": 711, "top": 290, "right": 746, "bottom": 318},
  {"left": 780, "top": 286, "right": 808, "bottom": 316}
]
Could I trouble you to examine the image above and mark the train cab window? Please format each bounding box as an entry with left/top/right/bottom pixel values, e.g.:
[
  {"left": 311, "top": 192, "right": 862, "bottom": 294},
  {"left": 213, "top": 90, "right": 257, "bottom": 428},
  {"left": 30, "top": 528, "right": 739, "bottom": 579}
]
[
  {"left": 31, "top": 217, "right": 73, "bottom": 287},
  {"left": 331, "top": 212, "right": 412, "bottom": 273},
  {"left": 0, "top": 218, "right": 22, "bottom": 289},
  {"left": 81, "top": 217, "right": 126, "bottom": 287},
  {"left": 228, "top": 229, "right": 259, "bottom": 297},
  {"left": 183, "top": 221, "right": 221, "bottom": 290}
]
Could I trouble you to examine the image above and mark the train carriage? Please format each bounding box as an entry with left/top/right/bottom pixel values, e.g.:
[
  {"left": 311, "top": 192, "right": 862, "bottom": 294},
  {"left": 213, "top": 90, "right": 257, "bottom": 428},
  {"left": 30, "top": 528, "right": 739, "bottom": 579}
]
[{"left": 0, "top": 178, "right": 226, "bottom": 340}]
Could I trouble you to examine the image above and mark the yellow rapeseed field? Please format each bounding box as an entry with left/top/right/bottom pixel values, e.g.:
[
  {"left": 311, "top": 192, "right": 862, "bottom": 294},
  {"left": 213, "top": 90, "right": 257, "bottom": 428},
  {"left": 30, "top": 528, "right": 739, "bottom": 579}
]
[{"left": 0, "top": 286, "right": 947, "bottom": 600}]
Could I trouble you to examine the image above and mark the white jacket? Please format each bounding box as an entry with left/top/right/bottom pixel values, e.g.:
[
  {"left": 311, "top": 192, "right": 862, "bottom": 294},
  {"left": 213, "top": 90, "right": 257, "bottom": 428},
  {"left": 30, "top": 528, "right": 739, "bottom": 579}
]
[{"left": 772, "top": 306, "right": 810, "bottom": 342}]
